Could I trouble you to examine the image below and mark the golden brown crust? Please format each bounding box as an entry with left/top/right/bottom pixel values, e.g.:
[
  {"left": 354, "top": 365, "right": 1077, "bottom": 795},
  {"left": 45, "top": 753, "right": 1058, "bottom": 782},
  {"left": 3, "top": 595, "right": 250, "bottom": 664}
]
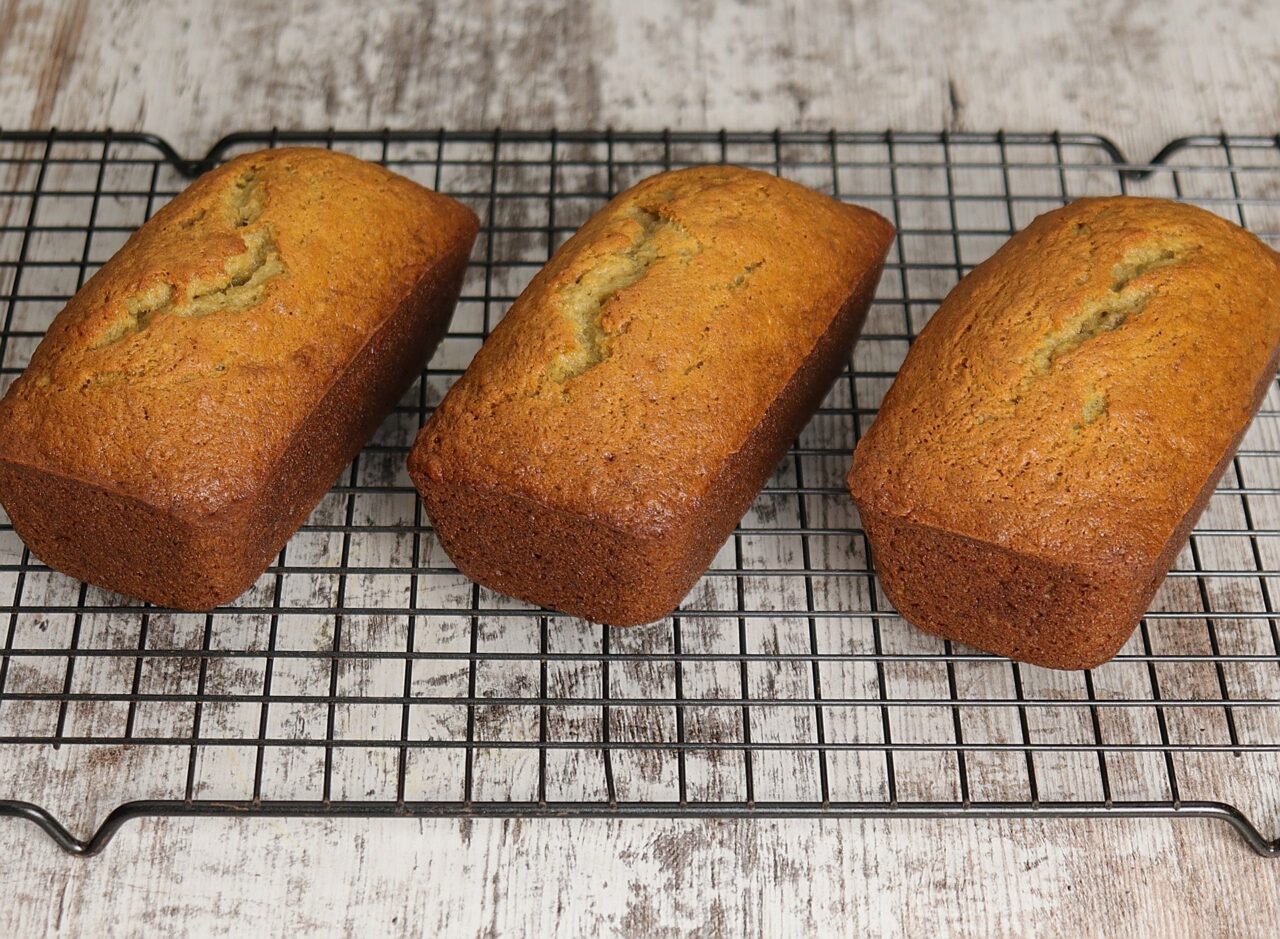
[
  {"left": 848, "top": 196, "right": 1280, "bottom": 668},
  {"left": 0, "top": 147, "right": 478, "bottom": 516},
  {"left": 411, "top": 164, "right": 894, "bottom": 624},
  {"left": 0, "top": 147, "right": 479, "bottom": 608}
]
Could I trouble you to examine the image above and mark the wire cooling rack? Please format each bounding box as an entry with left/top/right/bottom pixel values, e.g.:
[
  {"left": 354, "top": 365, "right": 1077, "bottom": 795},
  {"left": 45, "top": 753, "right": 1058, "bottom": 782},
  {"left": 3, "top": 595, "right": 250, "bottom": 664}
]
[{"left": 2, "top": 129, "right": 1280, "bottom": 857}]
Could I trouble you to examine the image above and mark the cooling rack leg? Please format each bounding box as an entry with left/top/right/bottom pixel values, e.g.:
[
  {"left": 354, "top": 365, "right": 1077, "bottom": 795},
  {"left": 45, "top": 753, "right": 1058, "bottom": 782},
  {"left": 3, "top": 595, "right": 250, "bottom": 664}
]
[{"left": 0, "top": 800, "right": 91, "bottom": 855}]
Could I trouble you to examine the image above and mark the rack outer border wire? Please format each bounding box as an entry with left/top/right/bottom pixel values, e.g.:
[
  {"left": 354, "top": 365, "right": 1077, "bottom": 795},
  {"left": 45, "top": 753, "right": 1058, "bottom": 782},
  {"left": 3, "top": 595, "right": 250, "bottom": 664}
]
[{"left": 0, "top": 128, "right": 1277, "bottom": 857}]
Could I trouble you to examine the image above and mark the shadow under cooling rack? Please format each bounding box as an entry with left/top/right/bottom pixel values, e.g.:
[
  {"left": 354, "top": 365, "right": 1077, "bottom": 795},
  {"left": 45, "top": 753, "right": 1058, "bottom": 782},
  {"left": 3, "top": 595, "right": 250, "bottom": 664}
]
[{"left": 2, "top": 129, "right": 1280, "bottom": 856}]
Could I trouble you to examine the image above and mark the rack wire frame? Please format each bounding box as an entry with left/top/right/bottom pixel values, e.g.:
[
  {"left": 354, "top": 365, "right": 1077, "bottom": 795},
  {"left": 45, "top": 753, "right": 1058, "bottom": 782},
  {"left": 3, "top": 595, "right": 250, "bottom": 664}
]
[{"left": 2, "top": 129, "right": 1280, "bottom": 856}]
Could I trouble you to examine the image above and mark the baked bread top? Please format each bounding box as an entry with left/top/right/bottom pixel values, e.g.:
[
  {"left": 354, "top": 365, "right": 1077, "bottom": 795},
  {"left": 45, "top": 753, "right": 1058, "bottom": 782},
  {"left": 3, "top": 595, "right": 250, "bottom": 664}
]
[
  {"left": 850, "top": 196, "right": 1280, "bottom": 568},
  {"left": 0, "top": 147, "right": 477, "bottom": 517},
  {"left": 411, "top": 164, "right": 895, "bottom": 535}
]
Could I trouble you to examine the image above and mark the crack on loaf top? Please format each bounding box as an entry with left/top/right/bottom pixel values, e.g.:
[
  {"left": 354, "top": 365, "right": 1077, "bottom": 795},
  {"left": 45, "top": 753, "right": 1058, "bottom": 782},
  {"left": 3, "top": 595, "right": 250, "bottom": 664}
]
[
  {"left": 1026, "top": 240, "right": 1191, "bottom": 376},
  {"left": 90, "top": 169, "right": 284, "bottom": 350},
  {"left": 542, "top": 204, "right": 703, "bottom": 385},
  {"left": 1110, "top": 244, "right": 1179, "bottom": 292}
]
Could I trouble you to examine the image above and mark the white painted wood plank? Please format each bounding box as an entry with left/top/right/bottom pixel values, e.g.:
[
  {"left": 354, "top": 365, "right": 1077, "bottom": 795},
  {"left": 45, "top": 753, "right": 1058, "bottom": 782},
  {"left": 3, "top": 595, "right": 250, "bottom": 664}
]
[
  {"left": 4, "top": 815, "right": 1280, "bottom": 938},
  {"left": 2, "top": 0, "right": 1278, "bottom": 166}
]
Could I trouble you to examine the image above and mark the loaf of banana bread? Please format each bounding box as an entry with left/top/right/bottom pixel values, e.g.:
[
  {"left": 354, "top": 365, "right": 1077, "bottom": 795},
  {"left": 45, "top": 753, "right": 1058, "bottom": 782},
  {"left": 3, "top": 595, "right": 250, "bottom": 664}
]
[
  {"left": 849, "top": 197, "right": 1280, "bottom": 669},
  {"left": 0, "top": 147, "right": 478, "bottom": 609},
  {"left": 409, "top": 164, "right": 894, "bottom": 624}
]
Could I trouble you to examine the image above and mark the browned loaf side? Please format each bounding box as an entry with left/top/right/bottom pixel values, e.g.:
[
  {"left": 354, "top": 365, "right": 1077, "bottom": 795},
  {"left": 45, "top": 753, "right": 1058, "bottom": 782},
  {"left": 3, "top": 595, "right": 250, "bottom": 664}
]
[
  {"left": 409, "top": 164, "right": 894, "bottom": 625},
  {"left": 0, "top": 147, "right": 479, "bottom": 609},
  {"left": 849, "top": 196, "right": 1280, "bottom": 669}
]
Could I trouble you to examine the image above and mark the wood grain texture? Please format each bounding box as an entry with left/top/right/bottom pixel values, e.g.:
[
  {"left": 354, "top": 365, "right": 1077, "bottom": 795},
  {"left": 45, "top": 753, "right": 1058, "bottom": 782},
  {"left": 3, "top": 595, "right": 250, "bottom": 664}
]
[
  {"left": 2, "top": 2, "right": 1280, "bottom": 936},
  {"left": 2, "top": 818, "right": 1280, "bottom": 939},
  {"left": 0, "top": 0, "right": 1277, "bottom": 160},
  {"left": 3, "top": 815, "right": 1280, "bottom": 938}
]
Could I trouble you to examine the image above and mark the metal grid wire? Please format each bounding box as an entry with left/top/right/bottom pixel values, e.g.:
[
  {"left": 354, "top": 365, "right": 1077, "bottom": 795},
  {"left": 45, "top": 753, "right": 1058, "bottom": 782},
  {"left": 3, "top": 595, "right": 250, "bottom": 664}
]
[{"left": 2, "top": 129, "right": 1280, "bottom": 856}]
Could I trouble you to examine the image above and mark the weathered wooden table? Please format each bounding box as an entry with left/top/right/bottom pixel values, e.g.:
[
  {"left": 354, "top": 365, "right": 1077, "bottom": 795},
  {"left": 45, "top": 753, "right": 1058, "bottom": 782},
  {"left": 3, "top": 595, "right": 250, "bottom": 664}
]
[{"left": 4, "top": 2, "right": 1280, "bottom": 935}]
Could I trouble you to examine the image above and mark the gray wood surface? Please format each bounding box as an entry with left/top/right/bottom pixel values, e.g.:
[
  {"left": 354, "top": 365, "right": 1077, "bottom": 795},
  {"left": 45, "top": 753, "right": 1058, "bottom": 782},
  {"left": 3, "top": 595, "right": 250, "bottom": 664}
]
[
  {"left": 2, "top": 0, "right": 1278, "bottom": 161},
  {"left": 3, "top": 1, "right": 1280, "bottom": 936},
  {"left": 5, "top": 815, "right": 1280, "bottom": 937}
]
